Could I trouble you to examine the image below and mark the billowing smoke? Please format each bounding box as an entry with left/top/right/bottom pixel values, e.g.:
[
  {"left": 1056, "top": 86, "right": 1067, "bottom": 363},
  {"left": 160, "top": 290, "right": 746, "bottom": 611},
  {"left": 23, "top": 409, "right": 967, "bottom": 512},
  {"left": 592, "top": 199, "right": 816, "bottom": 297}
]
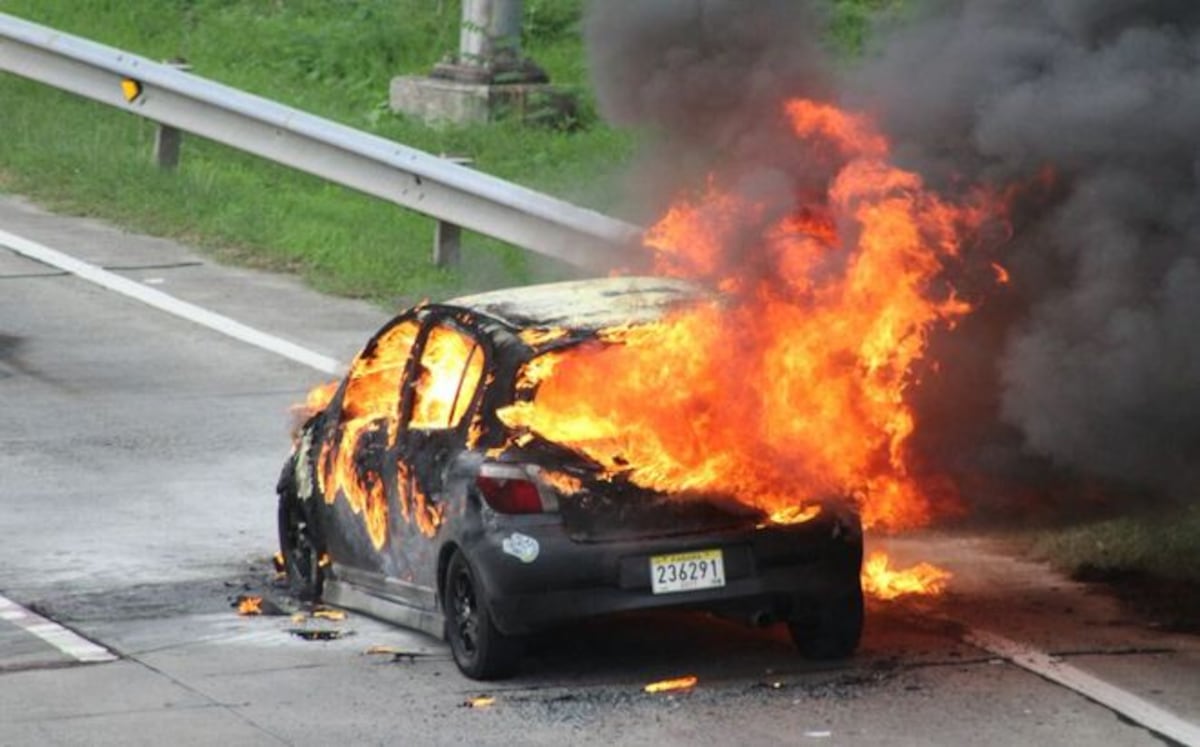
[
  {"left": 856, "top": 0, "right": 1200, "bottom": 506},
  {"left": 584, "top": 0, "right": 832, "bottom": 222},
  {"left": 585, "top": 0, "right": 1200, "bottom": 512}
]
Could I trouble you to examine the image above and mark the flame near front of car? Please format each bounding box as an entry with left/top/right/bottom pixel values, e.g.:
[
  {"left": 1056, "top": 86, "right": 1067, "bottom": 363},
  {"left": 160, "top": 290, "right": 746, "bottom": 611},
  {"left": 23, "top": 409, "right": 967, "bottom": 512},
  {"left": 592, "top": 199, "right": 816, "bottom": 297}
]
[
  {"left": 495, "top": 99, "right": 1016, "bottom": 598},
  {"left": 499, "top": 100, "right": 1003, "bottom": 536}
]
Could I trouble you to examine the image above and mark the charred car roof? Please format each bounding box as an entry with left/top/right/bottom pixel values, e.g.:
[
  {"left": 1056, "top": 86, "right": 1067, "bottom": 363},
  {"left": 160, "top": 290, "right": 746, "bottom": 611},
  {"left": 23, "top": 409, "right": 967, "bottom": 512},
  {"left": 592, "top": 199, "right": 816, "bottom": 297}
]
[{"left": 445, "top": 276, "right": 705, "bottom": 331}]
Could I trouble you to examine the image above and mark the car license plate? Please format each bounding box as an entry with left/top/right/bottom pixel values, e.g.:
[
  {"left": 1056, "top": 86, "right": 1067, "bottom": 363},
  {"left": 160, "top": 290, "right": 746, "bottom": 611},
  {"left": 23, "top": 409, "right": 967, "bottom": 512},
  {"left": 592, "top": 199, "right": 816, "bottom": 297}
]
[{"left": 650, "top": 549, "right": 725, "bottom": 594}]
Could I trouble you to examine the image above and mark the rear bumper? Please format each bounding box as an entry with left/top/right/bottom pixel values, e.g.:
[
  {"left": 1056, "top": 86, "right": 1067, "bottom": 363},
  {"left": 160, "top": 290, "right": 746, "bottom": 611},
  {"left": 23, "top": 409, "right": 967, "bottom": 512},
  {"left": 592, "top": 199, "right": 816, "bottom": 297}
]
[{"left": 467, "top": 512, "right": 862, "bottom": 636}]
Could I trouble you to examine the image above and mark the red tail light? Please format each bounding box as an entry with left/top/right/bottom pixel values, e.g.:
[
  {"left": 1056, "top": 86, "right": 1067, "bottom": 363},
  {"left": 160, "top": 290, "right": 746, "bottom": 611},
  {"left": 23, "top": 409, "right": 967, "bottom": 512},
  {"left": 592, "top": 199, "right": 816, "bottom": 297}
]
[{"left": 476, "top": 476, "right": 543, "bottom": 514}]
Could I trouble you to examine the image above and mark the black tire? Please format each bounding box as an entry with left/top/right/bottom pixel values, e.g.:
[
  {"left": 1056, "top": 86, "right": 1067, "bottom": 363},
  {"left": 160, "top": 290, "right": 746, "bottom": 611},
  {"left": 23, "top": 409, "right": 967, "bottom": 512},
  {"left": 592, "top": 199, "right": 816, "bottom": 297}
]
[
  {"left": 788, "top": 584, "right": 864, "bottom": 660},
  {"left": 277, "top": 462, "right": 324, "bottom": 602},
  {"left": 444, "top": 551, "right": 521, "bottom": 680}
]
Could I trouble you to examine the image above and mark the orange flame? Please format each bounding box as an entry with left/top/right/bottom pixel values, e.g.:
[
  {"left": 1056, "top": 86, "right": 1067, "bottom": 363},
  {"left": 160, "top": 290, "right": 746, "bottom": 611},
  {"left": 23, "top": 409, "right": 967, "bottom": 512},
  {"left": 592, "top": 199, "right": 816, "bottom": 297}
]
[
  {"left": 500, "top": 98, "right": 1003, "bottom": 529},
  {"left": 991, "top": 262, "right": 1011, "bottom": 284},
  {"left": 861, "top": 551, "right": 952, "bottom": 600},
  {"left": 300, "top": 380, "right": 339, "bottom": 417},
  {"left": 409, "top": 324, "right": 484, "bottom": 430},
  {"left": 316, "top": 320, "right": 418, "bottom": 549},
  {"left": 518, "top": 327, "right": 571, "bottom": 349},
  {"left": 644, "top": 675, "right": 698, "bottom": 693},
  {"left": 291, "top": 380, "right": 340, "bottom": 441},
  {"left": 312, "top": 319, "right": 478, "bottom": 550},
  {"left": 767, "top": 505, "right": 822, "bottom": 525},
  {"left": 236, "top": 595, "right": 263, "bottom": 616},
  {"left": 540, "top": 469, "right": 584, "bottom": 496}
]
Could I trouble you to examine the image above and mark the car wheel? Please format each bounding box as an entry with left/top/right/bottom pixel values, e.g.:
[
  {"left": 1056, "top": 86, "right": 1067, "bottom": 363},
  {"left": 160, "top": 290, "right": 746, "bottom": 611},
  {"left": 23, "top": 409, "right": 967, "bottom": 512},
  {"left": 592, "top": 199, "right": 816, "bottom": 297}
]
[
  {"left": 787, "top": 584, "right": 864, "bottom": 660},
  {"left": 444, "top": 551, "right": 521, "bottom": 680},
  {"left": 277, "top": 466, "right": 324, "bottom": 602}
]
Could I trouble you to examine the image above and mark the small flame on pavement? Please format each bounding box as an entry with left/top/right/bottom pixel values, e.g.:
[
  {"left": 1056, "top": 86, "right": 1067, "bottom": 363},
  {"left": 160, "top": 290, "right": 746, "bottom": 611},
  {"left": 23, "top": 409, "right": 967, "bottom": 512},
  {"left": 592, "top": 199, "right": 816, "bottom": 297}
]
[
  {"left": 236, "top": 595, "right": 263, "bottom": 616},
  {"left": 861, "top": 551, "right": 951, "bottom": 601},
  {"left": 313, "top": 607, "right": 347, "bottom": 621},
  {"left": 644, "top": 675, "right": 698, "bottom": 694}
]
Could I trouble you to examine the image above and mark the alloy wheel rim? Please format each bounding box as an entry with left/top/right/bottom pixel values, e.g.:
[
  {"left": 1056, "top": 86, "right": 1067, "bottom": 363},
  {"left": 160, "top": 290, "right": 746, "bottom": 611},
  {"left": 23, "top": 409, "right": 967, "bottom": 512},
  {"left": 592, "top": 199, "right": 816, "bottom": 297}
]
[{"left": 453, "top": 570, "right": 479, "bottom": 655}]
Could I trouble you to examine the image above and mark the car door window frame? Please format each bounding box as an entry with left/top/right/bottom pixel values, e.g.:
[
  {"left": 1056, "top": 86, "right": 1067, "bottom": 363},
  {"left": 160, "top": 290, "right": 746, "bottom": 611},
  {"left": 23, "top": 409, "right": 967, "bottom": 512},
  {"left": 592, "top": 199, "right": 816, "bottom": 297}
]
[{"left": 399, "top": 311, "right": 489, "bottom": 436}]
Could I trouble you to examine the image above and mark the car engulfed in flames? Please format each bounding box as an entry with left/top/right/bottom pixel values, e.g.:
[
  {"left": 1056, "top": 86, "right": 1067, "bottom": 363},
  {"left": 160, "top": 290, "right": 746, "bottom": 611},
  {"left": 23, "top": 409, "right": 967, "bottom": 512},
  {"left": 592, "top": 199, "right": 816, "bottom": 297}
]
[
  {"left": 278, "top": 96, "right": 1000, "bottom": 679},
  {"left": 279, "top": 277, "right": 866, "bottom": 680}
]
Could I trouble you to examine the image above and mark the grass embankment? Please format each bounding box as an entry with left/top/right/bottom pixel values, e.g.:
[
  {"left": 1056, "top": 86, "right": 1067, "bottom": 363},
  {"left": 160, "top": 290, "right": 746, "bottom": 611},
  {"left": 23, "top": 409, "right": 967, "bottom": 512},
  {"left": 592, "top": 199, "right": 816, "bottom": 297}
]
[
  {"left": 1025, "top": 507, "right": 1200, "bottom": 630},
  {"left": 0, "top": 0, "right": 888, "bottom": 302},
  {"left": 0, "top": 0, "right": 632, "bottom": 302}
]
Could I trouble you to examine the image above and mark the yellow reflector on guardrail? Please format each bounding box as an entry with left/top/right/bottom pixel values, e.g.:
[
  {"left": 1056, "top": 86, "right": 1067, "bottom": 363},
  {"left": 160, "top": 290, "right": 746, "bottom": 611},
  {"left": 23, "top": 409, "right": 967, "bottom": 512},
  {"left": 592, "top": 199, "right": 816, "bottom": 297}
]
[{"left": 120, "top": 78, "right": 142, "bottom": 102}]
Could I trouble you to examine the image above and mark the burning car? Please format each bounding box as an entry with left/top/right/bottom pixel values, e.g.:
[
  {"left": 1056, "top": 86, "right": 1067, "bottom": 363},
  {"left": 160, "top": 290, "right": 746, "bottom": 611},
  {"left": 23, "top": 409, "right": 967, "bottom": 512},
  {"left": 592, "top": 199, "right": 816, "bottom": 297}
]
[{"left": 277, "top": 276, "right": 863, "bottom": 679}]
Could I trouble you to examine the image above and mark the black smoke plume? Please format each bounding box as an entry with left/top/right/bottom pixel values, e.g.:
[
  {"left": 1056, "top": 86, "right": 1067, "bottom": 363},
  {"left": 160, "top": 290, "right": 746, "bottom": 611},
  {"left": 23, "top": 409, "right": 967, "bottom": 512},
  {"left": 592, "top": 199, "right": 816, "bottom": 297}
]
[
  {"left": 857, "top": 0, "right": 1200, "bottom": 509},
  {"left": 584, "top": 0, "right": 832, "bottom": 222},
  {"left": 585, "top": 0, "right": 1200, "bottom": 515}
]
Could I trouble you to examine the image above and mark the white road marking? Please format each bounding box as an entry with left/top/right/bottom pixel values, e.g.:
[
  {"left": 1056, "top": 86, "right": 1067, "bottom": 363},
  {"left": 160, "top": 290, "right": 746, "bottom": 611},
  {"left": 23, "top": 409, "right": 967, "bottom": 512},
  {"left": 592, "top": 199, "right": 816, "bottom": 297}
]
[
  {"left": 0, "top": 228, "right": 341, "bottom": 375},
  {"left": 966, "top": 628, "right": 1200, "bottom": 747},
  {"left": 0, "top": 594, "right": 117, "bottom": 664}
]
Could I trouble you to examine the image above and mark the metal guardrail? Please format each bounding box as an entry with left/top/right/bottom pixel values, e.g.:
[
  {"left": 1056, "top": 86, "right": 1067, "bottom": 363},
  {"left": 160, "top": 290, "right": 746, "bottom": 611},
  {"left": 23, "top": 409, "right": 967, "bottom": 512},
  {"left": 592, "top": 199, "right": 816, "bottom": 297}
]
[{"left": 0, "top": 12, "right": 642, "bottom": 271}]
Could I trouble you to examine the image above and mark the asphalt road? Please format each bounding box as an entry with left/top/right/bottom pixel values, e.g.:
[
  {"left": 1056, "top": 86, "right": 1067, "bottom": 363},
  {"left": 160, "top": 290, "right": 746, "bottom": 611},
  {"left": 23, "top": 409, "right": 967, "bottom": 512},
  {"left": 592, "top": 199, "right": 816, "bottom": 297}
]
[{"left": 1, "top": 194, "right": 1198, "bottom": 746}]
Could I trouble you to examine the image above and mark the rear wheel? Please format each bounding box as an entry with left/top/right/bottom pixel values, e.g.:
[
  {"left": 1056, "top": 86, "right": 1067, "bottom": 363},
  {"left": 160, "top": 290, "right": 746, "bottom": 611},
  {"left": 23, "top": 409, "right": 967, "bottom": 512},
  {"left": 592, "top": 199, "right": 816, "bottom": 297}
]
[
  {"left": 277, "top": 463, "right": 324, "bottom": 601},
  {"left": 788, "top": 585, "right": 864, "bottom": 660},
  {"left": 444, "top": 551, "right": 521, "bottom": 680}
]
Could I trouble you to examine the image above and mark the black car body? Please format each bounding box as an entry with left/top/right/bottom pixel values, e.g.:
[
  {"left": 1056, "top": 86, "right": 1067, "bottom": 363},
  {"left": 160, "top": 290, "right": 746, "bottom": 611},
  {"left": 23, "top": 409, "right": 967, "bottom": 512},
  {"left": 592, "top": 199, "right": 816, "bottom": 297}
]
[{"left": 277, "top": 277, "right": 864, "bottom": 679}]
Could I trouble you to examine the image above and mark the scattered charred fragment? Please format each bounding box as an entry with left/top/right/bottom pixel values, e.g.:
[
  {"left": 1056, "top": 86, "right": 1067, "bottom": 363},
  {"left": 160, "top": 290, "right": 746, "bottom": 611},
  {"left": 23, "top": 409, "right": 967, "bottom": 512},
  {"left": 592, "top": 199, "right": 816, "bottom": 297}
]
[{"left": 277, "top": 277, "right": 863, "bottom": 680}]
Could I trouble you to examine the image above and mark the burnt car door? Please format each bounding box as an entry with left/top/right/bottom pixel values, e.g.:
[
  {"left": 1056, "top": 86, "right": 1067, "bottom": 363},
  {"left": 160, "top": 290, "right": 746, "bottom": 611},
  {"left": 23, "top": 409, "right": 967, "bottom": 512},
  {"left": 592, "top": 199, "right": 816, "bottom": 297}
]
[
  {"left": 391, "top": 313, "right": 488, "bottom": 593},
  {"left": 314, "top": 314, "right": 421, "bottom": 576}
]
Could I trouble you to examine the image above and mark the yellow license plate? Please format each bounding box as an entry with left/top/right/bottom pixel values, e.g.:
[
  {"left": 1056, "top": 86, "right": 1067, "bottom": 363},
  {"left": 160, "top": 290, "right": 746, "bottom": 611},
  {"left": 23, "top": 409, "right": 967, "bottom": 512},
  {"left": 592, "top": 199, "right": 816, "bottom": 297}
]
[{"left": 649, "top": 549, "right": 725, "bottom": 594}]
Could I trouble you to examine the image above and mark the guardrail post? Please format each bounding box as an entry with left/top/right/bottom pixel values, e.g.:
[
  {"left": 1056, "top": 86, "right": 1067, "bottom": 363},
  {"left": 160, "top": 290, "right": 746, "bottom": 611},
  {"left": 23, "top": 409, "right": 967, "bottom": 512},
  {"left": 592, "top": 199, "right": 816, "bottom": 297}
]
[
  {"left": 153, "top": 122, "right": 182, "bottom": 169},
  {"left": 433, "top": 155, "right": 473, "bottom": 267},
  {"left": 433, "top": 220, "right": 462, "bottom": 267},
  {"left": 152, "top": 59, "right": 191, "bottom": 169}
]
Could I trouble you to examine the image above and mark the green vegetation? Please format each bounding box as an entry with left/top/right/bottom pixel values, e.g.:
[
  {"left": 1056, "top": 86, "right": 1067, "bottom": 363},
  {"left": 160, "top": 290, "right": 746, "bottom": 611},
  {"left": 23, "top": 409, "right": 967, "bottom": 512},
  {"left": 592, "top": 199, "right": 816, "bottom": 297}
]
[
  {"left": 1025, "top": 506, "right": 1200, "bottom": 629},
  {"left": 0, "top": 0, "right": 629, "bottom": 302},
  {"left": 1028, "top": 507, "right": 1200, "bottom": 582},
  {"left": 0, "top": 0, "right": 881, "bottom": 303},
  {"left": 828, "top": 0, "right": 906, "bottom": 56}
]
